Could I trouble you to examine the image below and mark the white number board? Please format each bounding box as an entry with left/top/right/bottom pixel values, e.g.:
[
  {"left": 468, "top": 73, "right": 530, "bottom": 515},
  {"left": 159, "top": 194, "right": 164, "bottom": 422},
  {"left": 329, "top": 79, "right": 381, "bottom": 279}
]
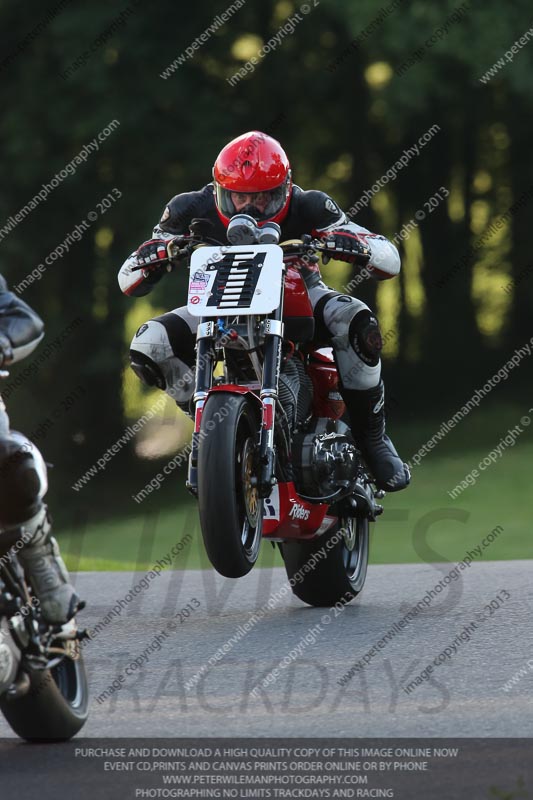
[{"left": 187, "top": 244, "right": 283, "bottom": 317}]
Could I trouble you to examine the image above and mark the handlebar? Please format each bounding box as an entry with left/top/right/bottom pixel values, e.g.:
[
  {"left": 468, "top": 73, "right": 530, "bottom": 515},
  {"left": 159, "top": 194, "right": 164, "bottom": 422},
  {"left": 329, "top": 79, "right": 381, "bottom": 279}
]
[{"left": 130, "top": 234, "right": 370, "bottom": 272}]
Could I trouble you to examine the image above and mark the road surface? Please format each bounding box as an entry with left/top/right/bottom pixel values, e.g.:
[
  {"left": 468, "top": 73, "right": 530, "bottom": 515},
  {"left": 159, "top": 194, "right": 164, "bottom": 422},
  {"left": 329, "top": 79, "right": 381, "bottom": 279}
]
[{"left": 1, "top": 560, "right": 532, "bottom": 738}]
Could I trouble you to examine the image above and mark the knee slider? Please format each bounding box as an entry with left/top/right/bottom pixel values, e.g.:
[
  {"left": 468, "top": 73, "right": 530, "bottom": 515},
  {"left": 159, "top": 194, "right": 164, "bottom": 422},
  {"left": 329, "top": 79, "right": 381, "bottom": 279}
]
[
  {"left": 0, "top": 437, "right": 43, "bottom": 527},
  {"left": 349, "top": 310, "right": 383, "bottom": 366},
  {"left": 130, "top": 350, "right": 166, "bottom": 390}
]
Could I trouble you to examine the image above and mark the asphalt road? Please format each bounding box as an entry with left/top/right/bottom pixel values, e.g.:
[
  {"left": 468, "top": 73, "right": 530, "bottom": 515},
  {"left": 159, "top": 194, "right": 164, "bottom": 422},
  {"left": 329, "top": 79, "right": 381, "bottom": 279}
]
[{"left": 1, "top": 560, "right": 532, "bottom": 738}]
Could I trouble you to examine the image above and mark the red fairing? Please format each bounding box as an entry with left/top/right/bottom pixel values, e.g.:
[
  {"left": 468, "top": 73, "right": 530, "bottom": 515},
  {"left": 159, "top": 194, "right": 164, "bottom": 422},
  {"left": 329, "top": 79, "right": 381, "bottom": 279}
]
[
  {"left": 282, "top": 270, "right": 344, "bottom": 419},
  {"left": 283, "top": 264, "right": 314, "bottom": 317},
  {"left": 262, "top": 481, "right": 337, "bottom": 539},
  {"left": 307, "top": 347, "right": 346, "bottom": 420}
]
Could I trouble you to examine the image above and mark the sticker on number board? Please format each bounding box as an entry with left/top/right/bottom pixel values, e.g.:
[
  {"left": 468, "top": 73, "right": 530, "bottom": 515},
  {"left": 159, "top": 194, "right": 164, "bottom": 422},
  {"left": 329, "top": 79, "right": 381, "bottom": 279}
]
[{"left": 190, "top": 270, "right": 210, "bottom": 293}]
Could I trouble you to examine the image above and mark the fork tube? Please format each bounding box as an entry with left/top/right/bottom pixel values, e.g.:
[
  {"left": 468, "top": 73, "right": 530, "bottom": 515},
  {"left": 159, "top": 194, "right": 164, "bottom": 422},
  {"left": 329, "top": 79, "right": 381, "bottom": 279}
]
[
  {"left": 187, "top": 319, "right": 215, "bottom": 495},
  {"left": 258, "top": 277, "right": 285, "bottom": 497}
]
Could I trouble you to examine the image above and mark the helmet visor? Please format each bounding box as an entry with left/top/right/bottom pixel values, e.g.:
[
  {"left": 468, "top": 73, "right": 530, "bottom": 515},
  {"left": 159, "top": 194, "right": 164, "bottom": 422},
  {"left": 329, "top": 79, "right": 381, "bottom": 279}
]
[{"left": 215, "top": 179, "right": 289, "bottom": 222}]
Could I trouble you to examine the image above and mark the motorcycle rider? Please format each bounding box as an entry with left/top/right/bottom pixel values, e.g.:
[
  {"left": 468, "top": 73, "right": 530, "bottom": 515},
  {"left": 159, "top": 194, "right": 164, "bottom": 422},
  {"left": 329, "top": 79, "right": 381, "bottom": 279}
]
[
  {"left": 119, "top": 131, "right": 410, "bottom": 492},
  {"left": 0, "top": 276, "right": 80, "bottom": 624}
]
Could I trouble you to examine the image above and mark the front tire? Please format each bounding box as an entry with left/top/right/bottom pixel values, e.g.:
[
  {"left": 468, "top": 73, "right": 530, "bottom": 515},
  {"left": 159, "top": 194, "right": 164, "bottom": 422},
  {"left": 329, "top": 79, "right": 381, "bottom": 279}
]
[
  {"left": 279, "top": 516, "right": 369, "bottom": 607},
  {"left": 197, "top": 393, "right": 263, "bottom": 578},
  {"left": 0, "top": 647, "right": 88, "bottom": 741}
]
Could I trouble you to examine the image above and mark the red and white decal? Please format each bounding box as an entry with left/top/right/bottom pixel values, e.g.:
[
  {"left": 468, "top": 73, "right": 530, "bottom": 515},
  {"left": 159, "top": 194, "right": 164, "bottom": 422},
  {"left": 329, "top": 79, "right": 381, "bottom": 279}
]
[
  {"left": 263, "top": 485, "right": 280, "bottom": 521},
  {"left": 289, "top": 502, "right": 310, "bottom": 521},
  {"left": 262, "top": 481, "right": 329, "bottom": 539}
]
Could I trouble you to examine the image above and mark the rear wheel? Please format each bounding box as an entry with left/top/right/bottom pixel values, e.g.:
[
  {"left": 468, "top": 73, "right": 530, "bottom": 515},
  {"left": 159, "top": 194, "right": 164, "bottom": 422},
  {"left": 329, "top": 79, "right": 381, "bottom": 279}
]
[
  {"left": 279, "top": 515, "right": 369, "bottom": 607},
  {"left": 0, "top": 644, "right": 88, "bottom": 741},
  {"left": 197, "top": 393, "right": 263, "bottom": 578}
]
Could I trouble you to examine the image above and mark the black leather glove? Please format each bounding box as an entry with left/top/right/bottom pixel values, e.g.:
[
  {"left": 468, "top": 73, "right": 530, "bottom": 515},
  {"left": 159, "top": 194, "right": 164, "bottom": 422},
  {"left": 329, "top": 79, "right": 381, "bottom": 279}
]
[
  {"left": 0, "top": 333, "right": 13, "bottom": 367},
  {"left": 320, "top": 229, "right": 371, "bottom": 265},
  {"left": 136, "top": 238, "right": 171, "bottom": 268},
  {"left": 136, "top": 235, "right": 191, "bottom": 272}
]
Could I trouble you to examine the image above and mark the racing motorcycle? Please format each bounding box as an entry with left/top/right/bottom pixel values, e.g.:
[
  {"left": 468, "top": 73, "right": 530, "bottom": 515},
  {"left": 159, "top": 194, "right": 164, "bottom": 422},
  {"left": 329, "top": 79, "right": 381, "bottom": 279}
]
[
  {"left": 0, "top": 388, "right": 88, "bottom": 740},
  {"left": 153, "top": 215, "right": 385, "bottom": 607}
]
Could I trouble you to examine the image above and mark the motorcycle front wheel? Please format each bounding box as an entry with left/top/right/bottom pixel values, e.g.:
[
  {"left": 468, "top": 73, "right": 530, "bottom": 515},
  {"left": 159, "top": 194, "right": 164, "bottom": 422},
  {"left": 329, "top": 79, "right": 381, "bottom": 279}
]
[{"left": 197, "top": 393, "right": 263, "bottom": 578}]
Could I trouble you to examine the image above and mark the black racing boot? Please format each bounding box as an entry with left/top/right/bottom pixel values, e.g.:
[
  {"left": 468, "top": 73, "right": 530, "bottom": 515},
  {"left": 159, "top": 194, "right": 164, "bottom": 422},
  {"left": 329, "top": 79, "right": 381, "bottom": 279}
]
[
  {"left": 17, "top": 507, "right": 80, "bottom": 625},
  {"left": 341, "top": 381, "right": 410, "bottom": 492}
]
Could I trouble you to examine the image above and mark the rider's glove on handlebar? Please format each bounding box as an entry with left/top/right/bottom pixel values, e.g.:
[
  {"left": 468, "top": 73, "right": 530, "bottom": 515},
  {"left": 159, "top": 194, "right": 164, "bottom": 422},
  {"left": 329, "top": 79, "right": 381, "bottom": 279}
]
[
  {"left": 319, "top": 229, "right": 372, "bottom": 265},
  {"left": 136, "top": 236, "right": 191, "bottom": 276},
  {"left": 136, "top": 238, "right": 171, "bottom": 268}
]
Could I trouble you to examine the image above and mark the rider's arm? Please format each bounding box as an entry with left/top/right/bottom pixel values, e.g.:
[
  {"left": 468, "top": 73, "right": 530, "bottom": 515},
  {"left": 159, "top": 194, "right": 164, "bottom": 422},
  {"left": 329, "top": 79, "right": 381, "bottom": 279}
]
[
  {"left": 0, "top": 275, "right": 44, "bottom": 365},
  {"left": 117, "top": 251, "right": 165, "bottom": 297},
  {"left": 304, "top": 190, "right": 401, "bottom": 279},
  {"left": 326, "top": 220, "right": 401, "bottom": 279},
  {"left": 118, "top": 186, "right": 211, "bottom": 297}
]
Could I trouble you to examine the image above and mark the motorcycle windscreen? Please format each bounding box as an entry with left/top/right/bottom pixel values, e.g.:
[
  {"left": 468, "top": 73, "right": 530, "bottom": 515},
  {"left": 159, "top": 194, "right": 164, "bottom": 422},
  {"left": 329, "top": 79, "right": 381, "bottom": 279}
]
[{"left": 187, "top": 244, "right": 283, "bottom": 316}]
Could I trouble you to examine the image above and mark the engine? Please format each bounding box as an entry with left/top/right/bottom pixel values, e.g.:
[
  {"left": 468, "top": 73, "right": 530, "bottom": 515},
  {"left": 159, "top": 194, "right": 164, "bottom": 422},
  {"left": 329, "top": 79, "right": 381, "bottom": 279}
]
[
  {"left": 292, "top": 422, "right": 360, "bottom": 501},
  {"left": 278, "top": 356, "right": 313, "bottom": 431}
]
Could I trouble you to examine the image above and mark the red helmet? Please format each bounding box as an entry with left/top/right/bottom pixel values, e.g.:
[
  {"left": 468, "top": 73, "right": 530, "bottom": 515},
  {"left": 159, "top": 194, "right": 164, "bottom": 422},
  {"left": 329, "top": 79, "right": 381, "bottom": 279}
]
[{"left": 213, "top": 131, "right": 292, "bottom": 227}]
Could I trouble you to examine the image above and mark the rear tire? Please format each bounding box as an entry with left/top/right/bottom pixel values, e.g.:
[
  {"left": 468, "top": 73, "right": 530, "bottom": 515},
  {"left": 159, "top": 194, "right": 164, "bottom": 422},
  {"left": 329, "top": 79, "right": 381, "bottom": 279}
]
[
  {"left": 0, "top": 647, "right": 88, "bottom": 741},
  {"left": 197, "top": 393, "right": 263, "bottom": 578},
  {"left": 279, "top": 516, "right": 369, "bottom": 607}
]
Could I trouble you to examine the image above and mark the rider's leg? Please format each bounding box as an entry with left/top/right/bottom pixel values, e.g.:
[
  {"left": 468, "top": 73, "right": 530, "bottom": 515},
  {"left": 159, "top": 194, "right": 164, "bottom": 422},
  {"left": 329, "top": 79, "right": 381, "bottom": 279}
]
[
  {"left": 129, "top": 307, "right": 198, "bottom": 415},
  {"left": 309, "top": 283, "right": 410, "bottom": 492},
  {"left": 0, "top": 426, "right": 79, "bottom": 624}
]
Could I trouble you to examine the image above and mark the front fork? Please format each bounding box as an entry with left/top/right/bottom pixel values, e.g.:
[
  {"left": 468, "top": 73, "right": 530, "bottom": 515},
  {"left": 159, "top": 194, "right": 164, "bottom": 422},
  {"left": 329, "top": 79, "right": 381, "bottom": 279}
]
[
  {"left": 257, "top": 307, "right": 284, "bottom": 498},
  {"left": 186, "top": 319, "right": 215, "bottom": 496},
  {"left": 186, "top": 281, "right": 285, "bottom": 498}
]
